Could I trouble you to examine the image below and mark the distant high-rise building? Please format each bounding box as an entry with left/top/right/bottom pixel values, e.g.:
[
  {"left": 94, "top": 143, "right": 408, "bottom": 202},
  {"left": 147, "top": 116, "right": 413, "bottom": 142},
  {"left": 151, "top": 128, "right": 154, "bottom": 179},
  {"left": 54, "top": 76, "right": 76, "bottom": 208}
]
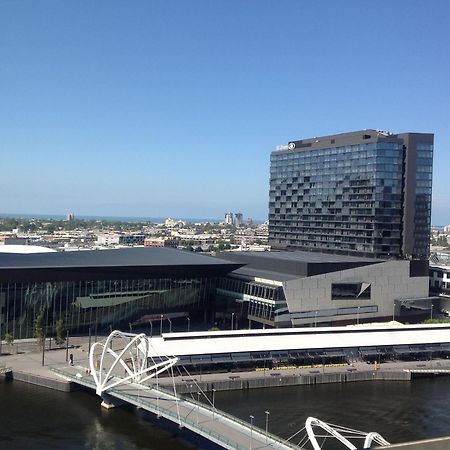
[
  {"left": 224, "top": 212, "right": 233, "bottom": 225},
  {"left": 234, "top": 213, "right": 243, "bottom": 228},
  {"left": 246, "top": 218, "right": 253, "bottom": 227},
  {"left": 66, "top": 212, "right": 75, "bottom": 221},
  {"left": 269, "top": 130, "right": 433, "bottom": 259}
]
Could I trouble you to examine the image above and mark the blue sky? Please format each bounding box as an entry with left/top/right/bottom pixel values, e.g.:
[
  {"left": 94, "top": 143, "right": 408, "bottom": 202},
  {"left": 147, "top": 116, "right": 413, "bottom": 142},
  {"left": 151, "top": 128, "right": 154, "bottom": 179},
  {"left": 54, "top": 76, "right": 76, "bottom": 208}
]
[{"left": 1, "top": 0, "right": 449, "bottom": 223}]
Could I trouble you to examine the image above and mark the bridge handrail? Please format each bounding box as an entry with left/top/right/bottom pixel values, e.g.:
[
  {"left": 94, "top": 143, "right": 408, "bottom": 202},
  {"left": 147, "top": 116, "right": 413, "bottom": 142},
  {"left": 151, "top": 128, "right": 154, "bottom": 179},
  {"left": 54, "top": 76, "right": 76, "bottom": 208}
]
[
  {"left": 104, "top": 387, "right": 249, "bottom": 449},
  {"left": 51, "top": 368, "right": 248, "bottom": 449},
  {"left": 149, "top": 384, "right": 299, "bottom": 449},
  {"left": 51, "top": 367, "right": 299, "bottom": 450}
]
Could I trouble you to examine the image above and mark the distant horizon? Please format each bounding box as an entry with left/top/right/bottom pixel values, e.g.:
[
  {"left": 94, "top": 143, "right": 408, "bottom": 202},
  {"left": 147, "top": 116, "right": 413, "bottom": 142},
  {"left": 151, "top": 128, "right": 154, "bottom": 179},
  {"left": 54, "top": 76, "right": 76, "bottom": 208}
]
[
  {"left": 0, "top": 212, "right": 266, "bottom": 224},
  {"left": 2, "top": 211, "right": 449, "bottom": 228}
]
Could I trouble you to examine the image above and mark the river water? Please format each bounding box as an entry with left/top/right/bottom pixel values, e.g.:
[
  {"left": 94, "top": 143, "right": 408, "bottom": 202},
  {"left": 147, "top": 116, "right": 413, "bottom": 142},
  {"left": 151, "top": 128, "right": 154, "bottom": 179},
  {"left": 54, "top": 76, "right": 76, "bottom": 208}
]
[{"left": 1, "top": 376, "right": 450, "bottom": 449}]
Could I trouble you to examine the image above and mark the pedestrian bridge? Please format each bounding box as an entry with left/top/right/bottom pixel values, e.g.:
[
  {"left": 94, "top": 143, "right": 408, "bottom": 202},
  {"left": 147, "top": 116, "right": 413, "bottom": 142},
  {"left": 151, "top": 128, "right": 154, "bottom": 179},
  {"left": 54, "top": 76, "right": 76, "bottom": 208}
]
[
  {"left": 53, "top": 364, "right": 300, "bottom": 450},
  {"left": 52, "top": 330, "right": 391, "bottom": 450}
]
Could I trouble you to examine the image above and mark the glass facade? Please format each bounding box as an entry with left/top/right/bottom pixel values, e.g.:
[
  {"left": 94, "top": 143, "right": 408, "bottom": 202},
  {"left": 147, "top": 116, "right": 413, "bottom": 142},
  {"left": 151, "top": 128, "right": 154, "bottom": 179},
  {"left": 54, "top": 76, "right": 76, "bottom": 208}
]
[
  {"left": 413, "top": 143, "right": 433, "bottom": 258},
  {"left": 269, "top": 132, "right": 433, "bottom": 259},
  {"left": 269, "top": 141, "right": 404, "bottom": 257},
  {"left": 216, "top": 276, "right": 286, "bottom": 323},
  {"left": 0, "top": 277, "right": 215, "bottom": 340}
]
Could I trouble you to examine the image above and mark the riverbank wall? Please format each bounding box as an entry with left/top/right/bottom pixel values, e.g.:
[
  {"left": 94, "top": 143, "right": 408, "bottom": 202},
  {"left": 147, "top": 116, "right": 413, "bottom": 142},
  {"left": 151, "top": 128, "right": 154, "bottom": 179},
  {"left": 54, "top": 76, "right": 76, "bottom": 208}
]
[
  {"left": 167, "top": 369, "right": 412, "bottom": 394},
  {"left": 5, "top": 361, "right": 450, "bottom": 394},
  {"left": 2, "top": 370, "right": 79, "bottom": 392}
]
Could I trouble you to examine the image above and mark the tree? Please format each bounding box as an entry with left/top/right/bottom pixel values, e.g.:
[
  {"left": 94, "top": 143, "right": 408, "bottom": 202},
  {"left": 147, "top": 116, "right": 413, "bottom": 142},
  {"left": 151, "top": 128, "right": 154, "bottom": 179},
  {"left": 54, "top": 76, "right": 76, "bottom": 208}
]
[
  {"left": 55, "top": 319, "right": 65, "bottom": 345},
  {"left": 35, "top": 314, "right": 45, "bottom": 347},
  {"left": 4, "top": 333, "right": 13, "bottom": 345}
]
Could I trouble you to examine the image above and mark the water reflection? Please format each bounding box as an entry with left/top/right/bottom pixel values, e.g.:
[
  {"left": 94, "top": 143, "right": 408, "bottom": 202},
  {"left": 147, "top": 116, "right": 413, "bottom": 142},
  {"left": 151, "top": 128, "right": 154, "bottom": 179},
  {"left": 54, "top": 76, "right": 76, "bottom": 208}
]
[
  {"left": 215, "top": 378, "right": 450, "bottom": 448},
  {"left": 2, "top": 377, "right": 450, "bottom": 449}
]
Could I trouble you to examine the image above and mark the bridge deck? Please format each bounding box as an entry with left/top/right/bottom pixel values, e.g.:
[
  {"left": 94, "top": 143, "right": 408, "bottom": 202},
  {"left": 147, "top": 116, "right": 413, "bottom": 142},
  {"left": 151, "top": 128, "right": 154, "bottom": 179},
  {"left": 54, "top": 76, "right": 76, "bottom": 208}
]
[{"left": 52, "top": 365, "right": 300, "bottom": 450}]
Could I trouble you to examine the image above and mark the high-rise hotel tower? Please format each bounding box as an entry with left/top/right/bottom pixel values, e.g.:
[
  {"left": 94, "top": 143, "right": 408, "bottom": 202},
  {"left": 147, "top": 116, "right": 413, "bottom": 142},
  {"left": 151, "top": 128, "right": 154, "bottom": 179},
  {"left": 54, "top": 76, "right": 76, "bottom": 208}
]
[{"left": 269, "top": 130, "right": 433, "bottom": 260}]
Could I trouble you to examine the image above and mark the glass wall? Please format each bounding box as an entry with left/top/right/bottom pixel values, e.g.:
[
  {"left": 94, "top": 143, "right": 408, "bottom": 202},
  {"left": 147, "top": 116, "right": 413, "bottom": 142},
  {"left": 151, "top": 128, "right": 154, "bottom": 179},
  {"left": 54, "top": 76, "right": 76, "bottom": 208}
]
[
  {"left": 269, "top": 141, "right": 404, "bottom": 257},
  {"left": 413, "top": 143, "right": 433, "bottom": 258},
  {"left": 0, "top": 277, "right": 215, "bottom": 340},
  {"left": 215, "top": 276, "right": 286, "bottom": 324}
]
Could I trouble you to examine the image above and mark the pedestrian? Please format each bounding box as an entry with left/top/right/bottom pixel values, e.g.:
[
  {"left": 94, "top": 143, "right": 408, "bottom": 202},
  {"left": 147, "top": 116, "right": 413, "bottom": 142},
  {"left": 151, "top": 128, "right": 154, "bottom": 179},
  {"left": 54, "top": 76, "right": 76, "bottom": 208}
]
[{"left": 69, "top": 353, "right": 74, "bottom": 366}]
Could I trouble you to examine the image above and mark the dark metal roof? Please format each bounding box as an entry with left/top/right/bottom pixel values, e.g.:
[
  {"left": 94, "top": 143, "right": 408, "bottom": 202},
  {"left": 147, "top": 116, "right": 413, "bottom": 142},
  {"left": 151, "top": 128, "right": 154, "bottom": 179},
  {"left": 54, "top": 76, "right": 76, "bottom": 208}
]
[
  {"left": 222, "top": 250, "right": 380, "bottom": 264},
  {"left": 217, "top": 250, "right": 382, "bottom": 280},
  {"left": 0, "top": 247, "right": 235, "bottom": 269},
  {"left": 0, "top": 247, "right": 243, "bottom": 283}
]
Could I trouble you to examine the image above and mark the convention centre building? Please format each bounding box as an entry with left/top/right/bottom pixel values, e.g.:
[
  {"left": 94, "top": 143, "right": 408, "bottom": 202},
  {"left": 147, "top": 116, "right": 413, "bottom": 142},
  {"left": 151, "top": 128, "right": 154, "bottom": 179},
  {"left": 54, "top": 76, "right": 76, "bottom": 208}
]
[{"left": 0, "top": 247, "right": 242, "bottom": 340}]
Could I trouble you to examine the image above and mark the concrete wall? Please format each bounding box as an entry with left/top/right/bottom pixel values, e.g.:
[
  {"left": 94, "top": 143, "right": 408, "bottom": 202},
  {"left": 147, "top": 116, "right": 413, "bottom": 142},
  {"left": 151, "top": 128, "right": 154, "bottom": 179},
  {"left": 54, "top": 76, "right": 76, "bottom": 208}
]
[
  {"left": 4, "top": 370, "right": 79, "bottom": 392},
  {"left": 170, "top": 370, "right": 411, "bottom": 394},
  {"left": 283, "top": 260, "right": 429, "bottom": 325}
]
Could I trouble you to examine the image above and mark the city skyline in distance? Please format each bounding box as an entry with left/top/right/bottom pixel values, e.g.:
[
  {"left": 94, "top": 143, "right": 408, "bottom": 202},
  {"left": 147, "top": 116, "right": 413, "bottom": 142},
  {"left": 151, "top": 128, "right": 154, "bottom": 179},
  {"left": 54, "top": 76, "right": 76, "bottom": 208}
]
[
  {"left": 0, "top": 211, "right": 266, "bottom": 224},
  {"left": 1, "top": 1, "right": 450, "bottom": 223}
]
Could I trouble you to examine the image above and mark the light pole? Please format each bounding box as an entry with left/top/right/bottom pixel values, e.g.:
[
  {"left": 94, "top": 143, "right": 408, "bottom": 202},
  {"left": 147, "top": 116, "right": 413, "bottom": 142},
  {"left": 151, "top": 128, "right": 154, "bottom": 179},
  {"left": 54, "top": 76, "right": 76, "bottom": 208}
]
[
  {"left": 88, "top": 327, "right": 92, "bottom": 356},
  {"left": 212, "top": 388, "right": 217, "bottom": 419},
  {"left": 65, "top": 330, "right": 69, "bottom": 362},
  {"left": 160, "top": 314, "right": 163, "bottom": 335},
  {"left": 129, "top": 322, "right": 132, "bottom": 333},
  {"left": 314, "top": 311, "right": 318, "bottom": 327},
  {"left": 392, "top": 301, "right": 396, "bottom": 322},
  {"left": 197, "top": 392, "right": 201, "bottom": 425},
  {"left": 149, "top": 320, "right": 153, "bottom": 337},
  {"left": 431, "top": 303, "right": 434, "bottom": 321},
  {"left": 167, "top": 317, "right": 172, "bottom": 333},
  {"left": 187, "top": 317, "right": 190, "bottom": 333},
  {"left": 231, "top": 312, "right": 235, "bottom": 331},
  {"left": 265, "top": 410, "right": 270, "bottom": 442},
  {"left": 357, "top": 306, "right": 360, "bottom": 325},
  {"left": 249, "top": 414, "right": 254, "bottom": 450},
  {"left": 42, "top": 334, "right": 46, "bottom": 366}
]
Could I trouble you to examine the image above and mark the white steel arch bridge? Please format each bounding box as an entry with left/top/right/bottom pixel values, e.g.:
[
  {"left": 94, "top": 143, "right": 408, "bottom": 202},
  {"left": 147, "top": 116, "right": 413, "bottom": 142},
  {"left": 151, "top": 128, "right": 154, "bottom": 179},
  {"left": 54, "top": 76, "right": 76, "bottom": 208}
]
[{"left": 53, "top": 330, "right": 391, "bottom": 450}]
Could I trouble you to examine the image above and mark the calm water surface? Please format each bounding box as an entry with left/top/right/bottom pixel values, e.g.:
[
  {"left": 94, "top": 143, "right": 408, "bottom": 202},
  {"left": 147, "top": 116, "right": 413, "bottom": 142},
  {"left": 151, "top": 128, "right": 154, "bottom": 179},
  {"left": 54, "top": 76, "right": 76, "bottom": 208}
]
[{"left": 1, "top": 377, "right": 450, "bottom": 449}]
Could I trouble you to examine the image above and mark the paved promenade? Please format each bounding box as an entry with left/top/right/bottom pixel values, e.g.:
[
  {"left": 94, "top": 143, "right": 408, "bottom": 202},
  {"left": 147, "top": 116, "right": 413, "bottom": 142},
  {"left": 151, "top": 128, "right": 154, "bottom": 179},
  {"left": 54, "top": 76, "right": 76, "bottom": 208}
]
[{"left": 3, "top": 337, "right": 450, "bottom": 391}]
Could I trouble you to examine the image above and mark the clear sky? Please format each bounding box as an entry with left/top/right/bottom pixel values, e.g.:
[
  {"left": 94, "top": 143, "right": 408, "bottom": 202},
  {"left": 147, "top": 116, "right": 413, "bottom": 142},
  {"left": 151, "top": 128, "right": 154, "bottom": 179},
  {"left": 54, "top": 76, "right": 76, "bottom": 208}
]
[{"left": 1, "top": 0, "right": 449, "bottom": 223}]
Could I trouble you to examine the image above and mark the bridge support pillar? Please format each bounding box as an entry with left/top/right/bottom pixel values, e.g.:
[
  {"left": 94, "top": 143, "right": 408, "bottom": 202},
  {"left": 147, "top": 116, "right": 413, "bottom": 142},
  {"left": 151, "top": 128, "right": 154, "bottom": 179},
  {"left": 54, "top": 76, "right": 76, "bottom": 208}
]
[{"left": 100, "top": 393, "right": 125, "bottom": 409}]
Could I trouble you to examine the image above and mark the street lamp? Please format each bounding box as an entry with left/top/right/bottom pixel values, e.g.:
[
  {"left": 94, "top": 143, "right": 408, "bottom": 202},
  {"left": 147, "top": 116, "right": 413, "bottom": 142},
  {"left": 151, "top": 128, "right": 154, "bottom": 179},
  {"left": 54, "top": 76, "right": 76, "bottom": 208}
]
[
  {"left": 129, "top": 322, "right": 133, "bottom": 333},
  {"left": 431, "top": 303, "right": 434, "bottom": 321},
  {"left": 149, "top": 320, "right": 153, "bottom": 337},
  {"left": 160, "top": 314, "right": 163, "bottom": 335},
  {"left": 212, "top": 388, "right": 217, "bottom": 419},
  {"left": 357, "top": 306, "right": 360, "bottom": 325},
  {"left": 187, "top": 317, "right": 191, "bottom": 333},
  {"left": 167, "top": 317, "right": 172, "bottom": 333},
  {"left": 65, "top": 330, "right": 70, "bottom": 362},
  {"left": 314, "top": 311, "right": 318, "bottom": 327},
  {"left": 231, "top": 312, "right": 235, "bottom": 331},
  {"left": 197, "top": 392, "right": 201, "bottom": 424},
  {"left": 42, "top": 334, "right": 46, "bottom": 366},
  {"left": 249, "top": 414, "right": 254, "bottom": 450},
  {"left": 88, "top": 327, "right": 92, "bottom": 355},
  {"left": 392, "top": 301, "right": 396, "bottom": 322},
  {"left": 265, "top": 410, "right": 270, "bottom": 442}
]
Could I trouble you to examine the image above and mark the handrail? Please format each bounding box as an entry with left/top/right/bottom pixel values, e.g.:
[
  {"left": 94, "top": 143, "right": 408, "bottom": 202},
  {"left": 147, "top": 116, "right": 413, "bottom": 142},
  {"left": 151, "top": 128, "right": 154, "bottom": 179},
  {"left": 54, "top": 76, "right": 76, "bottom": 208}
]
[
  {"left": 154, "top": 384, "right": 299, "bottom": 448},
  {"left": 51, "top": 367, "right": 300, "bottom": 449}
]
